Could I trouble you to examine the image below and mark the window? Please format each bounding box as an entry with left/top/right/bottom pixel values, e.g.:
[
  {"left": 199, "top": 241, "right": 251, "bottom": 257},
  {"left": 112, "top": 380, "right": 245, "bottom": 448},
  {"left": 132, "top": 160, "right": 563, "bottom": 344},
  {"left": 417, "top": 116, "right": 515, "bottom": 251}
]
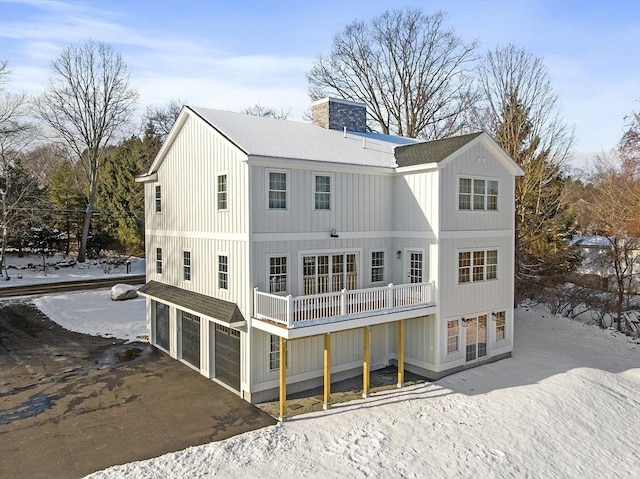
[
  {"left": 314, "top": 175, "right": 331, "bottom": 210},
  {"left": 269, "top": 256, "right": 287, "bottom": 293},
  {"left": 371, "top": 251, "right": 384, "bottom": 283},
  {"left": 447, "top": 320, "right": 459, "bottom": 353},
  {"left": 155, "top": 185, "right": 162, "bottom": 212},
  {"left": 218, "top": 255, "right": 228, "bottom": 289},
  {"left": 458, "top": 251, "right": 471, "bottom": 283},
  {"left": 495, "top": 311, "right": 506, "bottom": 341},
  {"left": 459, "top": 177, "right": 498, "bottom": 211},
  {"left": 268, "top": 171, "right": 287, "bottom": 209},
  {"left": 217, "top": 174, "right": 227, "bottom": 210},
  {"left": 302, "top": 253, "right": 358, "bottom": 294},
  {"left": 458, "top": 249, "right": 498, "bottom": 283},
  {"left": 156, "top": 247, "right": 163, "bottom": 275},
  {"left": 459, "top": 178, "right": 471, "bottom": 210},
  {"left": 269, "top": 334, "right": 287, "bottom": 370},
  {"left": 183, "top": 251, "right": 191, "bottom": 281}
]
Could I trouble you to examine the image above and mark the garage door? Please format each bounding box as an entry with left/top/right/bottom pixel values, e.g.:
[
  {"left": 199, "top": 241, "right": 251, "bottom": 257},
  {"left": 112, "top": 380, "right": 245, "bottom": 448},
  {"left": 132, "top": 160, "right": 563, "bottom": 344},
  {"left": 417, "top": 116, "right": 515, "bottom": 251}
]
[
  {"left": 154, "top": 302, "right": 170, "bottom": 351},
  {"left": 180, "top": 311, "right": 201, "bottom": 368},
  {"left": 215, "top": 324, "right": 240, "bottom": 390}
]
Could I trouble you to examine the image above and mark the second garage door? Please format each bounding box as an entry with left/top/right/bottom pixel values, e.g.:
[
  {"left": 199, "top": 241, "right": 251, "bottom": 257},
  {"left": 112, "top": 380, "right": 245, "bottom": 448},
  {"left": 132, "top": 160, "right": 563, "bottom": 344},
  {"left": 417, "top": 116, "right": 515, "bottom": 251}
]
[{"left": 214, "top": 324, "right": 240, "bottom": 391}]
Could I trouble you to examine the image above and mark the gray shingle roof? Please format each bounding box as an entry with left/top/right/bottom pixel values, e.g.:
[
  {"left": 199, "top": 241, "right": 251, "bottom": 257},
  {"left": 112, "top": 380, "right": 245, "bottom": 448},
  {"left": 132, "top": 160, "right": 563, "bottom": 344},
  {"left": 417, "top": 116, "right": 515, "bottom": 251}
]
[
  {"left": 189, "top": 106, "right": 416, "bottom": 168},
  {"left": 138, "top": 281, "right": 245, "bottom": 325},
  {"left": 394, "top": 132, "right": 483, "bottom": 167}
]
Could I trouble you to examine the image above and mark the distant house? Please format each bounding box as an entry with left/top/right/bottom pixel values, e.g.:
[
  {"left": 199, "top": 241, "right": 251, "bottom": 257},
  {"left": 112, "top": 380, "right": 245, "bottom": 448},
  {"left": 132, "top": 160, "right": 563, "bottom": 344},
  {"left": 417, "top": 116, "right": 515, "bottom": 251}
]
[
  {"left": 137, "top": 97, "right": 524, "bottom": 416},
  {"left": 574, "top": 235, "right": 640, "bottom": 289}
]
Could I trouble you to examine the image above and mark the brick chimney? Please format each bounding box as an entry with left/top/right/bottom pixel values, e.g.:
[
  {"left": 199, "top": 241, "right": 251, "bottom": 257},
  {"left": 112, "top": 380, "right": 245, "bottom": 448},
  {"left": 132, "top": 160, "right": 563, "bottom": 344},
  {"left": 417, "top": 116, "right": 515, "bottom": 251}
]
[{"left": 312, "top": 97, "right": 366, "bottom": 133}]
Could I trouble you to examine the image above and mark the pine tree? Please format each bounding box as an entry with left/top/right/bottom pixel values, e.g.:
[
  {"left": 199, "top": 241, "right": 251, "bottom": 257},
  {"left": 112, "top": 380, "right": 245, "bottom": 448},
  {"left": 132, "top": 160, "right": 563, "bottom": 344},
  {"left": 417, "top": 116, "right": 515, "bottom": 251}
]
[
  {"left": 48, "top": 160, "right": 85, "bottom": 255},
  {"left": 96, "top": 128, "right": 160, "bottom": 254}
]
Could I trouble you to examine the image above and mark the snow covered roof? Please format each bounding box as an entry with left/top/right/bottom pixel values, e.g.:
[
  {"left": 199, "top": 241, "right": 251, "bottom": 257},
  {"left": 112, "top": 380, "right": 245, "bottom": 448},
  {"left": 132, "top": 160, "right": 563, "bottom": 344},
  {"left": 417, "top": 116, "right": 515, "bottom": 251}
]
[{"left": 189, "top": 106, "right": 417, "bottom": 168}]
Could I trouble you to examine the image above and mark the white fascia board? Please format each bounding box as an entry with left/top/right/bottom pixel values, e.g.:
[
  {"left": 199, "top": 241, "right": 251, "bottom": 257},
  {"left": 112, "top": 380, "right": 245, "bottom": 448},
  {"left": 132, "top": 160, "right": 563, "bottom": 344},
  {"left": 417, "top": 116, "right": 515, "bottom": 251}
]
[
  {"left": 247, "top": 155, "right": 395, "bottom": 176},
  {"left": 147, "top": 107, "right": 191, "bottom": 174},
  {"left": 253, "top": 305, "right": 437, "bottom": 340},
  {"left": 395, "top": 163, "right": 440, "bottom": 174},
  {"left": 438, "top": 132, "right": 525, "bottom": 177},
  {"left": 135, "top": 172, "right": 158, "bottom": 183}
]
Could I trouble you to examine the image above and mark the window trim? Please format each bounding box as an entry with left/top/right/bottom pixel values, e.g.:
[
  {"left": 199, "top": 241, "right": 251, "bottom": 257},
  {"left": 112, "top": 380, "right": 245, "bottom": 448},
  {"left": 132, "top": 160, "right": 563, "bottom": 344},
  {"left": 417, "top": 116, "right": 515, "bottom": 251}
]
[
  {"left": 217, "top": 173, "right": 228, "bottom": 211},
  {"left": 269, "top": 334, "right": 289, "bottom": 371},
  {"left": 267, "top": 254, "right": 289, "bottom": 294},
  {"left": 494, "top": 311, "right": 506, "bottom": 342},
  {"left": 218, "top": 254, "right": 228, "bottom": 290},
  {"left": 183, "top": 250, "right": 192, "bottom": 282},
  {"left": 458, "top": 176, "right": 499, "bottom": 211},
  {"left": 370, "top": 249, "right": 385, "bottom": 284},
  {"left": 266, "top": 169, "right": 289, "bottom": 210},
  {"left": 155, "top": 185, "right": 162, "bottom": 213},
  {"left": 313, "top": 172, "right": 332, "bottom": 211},
  {"left": 446, "top": 319, "right": 460, "bottom": 354},
  {"left": 458, "top": 248, "right": 498, "bottom": 284},
  {"left": 156, "top": 247, "right": 163, "bottom": 275}
]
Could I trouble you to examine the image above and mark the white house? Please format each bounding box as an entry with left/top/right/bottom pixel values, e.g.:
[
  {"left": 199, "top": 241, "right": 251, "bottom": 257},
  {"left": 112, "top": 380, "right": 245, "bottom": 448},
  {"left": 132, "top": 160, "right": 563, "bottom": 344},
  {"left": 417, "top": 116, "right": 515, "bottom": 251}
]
[{"left": 137, "top": 97, "right": 524, "bottom": 417}]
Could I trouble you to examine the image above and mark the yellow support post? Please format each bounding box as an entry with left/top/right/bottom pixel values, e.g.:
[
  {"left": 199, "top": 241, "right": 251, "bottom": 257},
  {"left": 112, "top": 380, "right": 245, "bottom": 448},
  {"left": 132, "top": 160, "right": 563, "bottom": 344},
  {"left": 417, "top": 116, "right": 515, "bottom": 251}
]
[
  {"left": 279, "top": 337, "right": 287, "bottom": 421},
  {"left": 323, "top": 333, "right": 331, "bottom": 410},
  {"left": 397, "top": 320, "right": 405, "bottom": 388},
  {"left": 363, "top": 326, "right": 370, "bottom": 398}
]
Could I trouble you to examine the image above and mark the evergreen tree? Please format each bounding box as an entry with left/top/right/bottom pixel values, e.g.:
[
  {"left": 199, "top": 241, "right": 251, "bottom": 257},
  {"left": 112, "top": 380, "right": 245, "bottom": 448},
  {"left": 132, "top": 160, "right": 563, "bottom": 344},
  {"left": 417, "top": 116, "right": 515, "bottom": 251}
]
[
  {"left": 96, "top": 128, "right": 160, "bottom": 254},
  {"left": 48, "top": 160, "right": 85, "bottom": 255}
]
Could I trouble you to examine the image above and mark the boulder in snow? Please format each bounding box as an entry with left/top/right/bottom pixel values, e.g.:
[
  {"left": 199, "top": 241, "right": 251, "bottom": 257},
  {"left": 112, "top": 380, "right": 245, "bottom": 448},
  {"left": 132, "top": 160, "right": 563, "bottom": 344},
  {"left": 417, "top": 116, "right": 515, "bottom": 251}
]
[{"left": 111, "top": 284, "right": 138, "bottom": 301}]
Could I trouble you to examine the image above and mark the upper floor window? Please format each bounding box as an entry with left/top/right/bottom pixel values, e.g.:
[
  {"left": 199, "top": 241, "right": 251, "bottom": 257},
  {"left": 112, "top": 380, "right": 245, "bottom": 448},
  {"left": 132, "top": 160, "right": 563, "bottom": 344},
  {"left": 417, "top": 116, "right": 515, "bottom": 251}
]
[
  {"left": 495, "top": 311, "right": 506, "bottom": 341},
  {"left": 459, "top": 177, "right": 498, "bottom": 211},
  {"left": 314, "top": 174, "right": 331, "bottom": 210},
  {"left": 269, "top": 256, "right": 287, "bottom": 293},
  {"left": 268, "top": 171, "right": 287, "bottom": 209},
  {"left": 371, "top": 251, "right": 384, "bottom": 283},
  {"left": 217, "top": 174, "right": 227, "bottom": 210},
  {"left": 155, "top": 185, "right": 162, "bottom": 212},
  {"left": 458, "top": 249, "right": 497, "bottom": 283},
  {"left": 156, "top": 247, "right": 163, "bottom": 275},
  {"left": 218, "top": 255, "right": 228, "bottom": 290},
  {"left": 183, "top": 251, "right": 191, "bottom": 281}
]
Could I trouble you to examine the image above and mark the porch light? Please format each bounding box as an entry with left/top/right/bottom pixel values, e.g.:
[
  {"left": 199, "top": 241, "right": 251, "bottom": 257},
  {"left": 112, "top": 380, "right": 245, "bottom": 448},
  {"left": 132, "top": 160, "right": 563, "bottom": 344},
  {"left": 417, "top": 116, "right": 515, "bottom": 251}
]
[
  {"left": 396, "top": 250, "right": 402, "bottom": 259},
  {"left": 330, "top": 229, "right": 339, "bottom": 238}
]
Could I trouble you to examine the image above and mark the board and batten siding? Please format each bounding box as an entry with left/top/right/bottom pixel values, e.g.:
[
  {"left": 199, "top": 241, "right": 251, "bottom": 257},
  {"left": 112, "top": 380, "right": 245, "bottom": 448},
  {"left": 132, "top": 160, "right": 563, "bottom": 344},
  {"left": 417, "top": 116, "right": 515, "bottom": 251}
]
[
  {"left": 145, "top": 113, "right": 250, "bottom": 314},
  {"left": 249, "top": 166, "right": 394, "bottom": 234},
  {"left": 392, "top": 170, "right": 439, "bottom": 234},
  {"left": 251, "top": 325, "right": 390, "bottom": 391},
  {"left": 439, "top": 143, "right": 516, "bottom": 233}
]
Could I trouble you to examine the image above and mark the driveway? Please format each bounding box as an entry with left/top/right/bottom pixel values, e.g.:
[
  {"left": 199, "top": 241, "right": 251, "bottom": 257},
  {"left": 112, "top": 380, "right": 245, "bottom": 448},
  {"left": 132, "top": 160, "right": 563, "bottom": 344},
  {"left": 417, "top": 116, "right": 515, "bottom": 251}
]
[{"left": 0, "top": 302, "right": 276, "bottom": 479}]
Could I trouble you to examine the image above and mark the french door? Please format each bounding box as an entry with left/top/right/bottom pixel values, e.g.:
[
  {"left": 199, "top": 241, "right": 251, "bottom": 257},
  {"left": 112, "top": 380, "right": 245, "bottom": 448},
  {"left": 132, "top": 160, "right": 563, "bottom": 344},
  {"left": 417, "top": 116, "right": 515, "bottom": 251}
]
[
  {"left": 465, "top": 315, "right": 488, "bottom": 362},
  {"left": 408, "top": 251, "right": 423, "bottom": 283},
  {"left": 303, "top": 253, "right": 357, "bottom": 294}
]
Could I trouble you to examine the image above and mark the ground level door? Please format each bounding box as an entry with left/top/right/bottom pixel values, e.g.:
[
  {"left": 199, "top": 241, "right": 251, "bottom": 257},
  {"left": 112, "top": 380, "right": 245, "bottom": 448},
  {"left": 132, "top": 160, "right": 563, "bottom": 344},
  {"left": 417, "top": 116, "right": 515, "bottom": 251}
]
[
  {"left": 154, "top": 301, "right": 170, "bottom": 351},
  {"left": 180, "top": 311, "right": 201, "bottom": 368},
  {"left": 214, "top": 324, "right": 241, "bottom": 390},
  {"left": 465, "top": 315, "right": 487, "bottom": 362}
]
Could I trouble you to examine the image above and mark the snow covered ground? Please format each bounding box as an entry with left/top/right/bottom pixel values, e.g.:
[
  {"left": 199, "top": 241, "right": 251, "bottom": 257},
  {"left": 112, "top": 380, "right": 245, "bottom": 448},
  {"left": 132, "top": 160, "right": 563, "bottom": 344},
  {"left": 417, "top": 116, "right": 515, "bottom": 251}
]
[
  {"left": 33, "top": 290, "right": 147, "bottom": 342},
  {"left": 0, "top": 253, "right": 145, "bottom": 287},
  {"left": 30, "top": 291, "right": 640, "bottom": 479}
]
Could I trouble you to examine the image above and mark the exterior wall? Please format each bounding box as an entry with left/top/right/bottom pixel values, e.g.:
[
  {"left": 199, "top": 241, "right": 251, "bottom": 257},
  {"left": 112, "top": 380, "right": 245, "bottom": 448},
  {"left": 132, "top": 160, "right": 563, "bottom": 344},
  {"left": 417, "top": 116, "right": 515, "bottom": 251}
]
[
  {"left": 439, "top": 142, "right": 515, "bottom": 233},
  {"left": 250, "top": 166, "right": 394, "bottom": 235},
  {"left": 392, "top": 170, "right": 439, "bottom": 234},
  {"left": 145, "top": 114, "right": 250, "bottom": 316}
]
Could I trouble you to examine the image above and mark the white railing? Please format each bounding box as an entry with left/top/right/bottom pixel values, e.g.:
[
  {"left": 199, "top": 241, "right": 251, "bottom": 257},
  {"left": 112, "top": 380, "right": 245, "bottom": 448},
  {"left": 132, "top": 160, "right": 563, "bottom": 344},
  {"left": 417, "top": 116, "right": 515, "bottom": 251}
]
[{"left": 253, "top": 282, "right": 434, "bottom": 329}]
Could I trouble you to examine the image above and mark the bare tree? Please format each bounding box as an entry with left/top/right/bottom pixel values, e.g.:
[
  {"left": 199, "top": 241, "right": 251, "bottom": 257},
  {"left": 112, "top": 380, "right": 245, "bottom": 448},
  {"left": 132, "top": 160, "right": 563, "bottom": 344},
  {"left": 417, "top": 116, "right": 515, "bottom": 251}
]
[
  {"left": 34, "top": 41, "right": 138, "bottom": 262},
  {"left": 0, "top": 60, "right": 39, "bottom": 274},
  {"left": 242, "top": 103, "right": 290, "bottom": 120},
  {"left": 470, "top": 45, "right": 578, "bottom": 298},
  {"left": 143, "top": 98, "right": 183, "bottom": 144},
  {"left": 307, "top": 8, "right": 478, "bottom": 139}
]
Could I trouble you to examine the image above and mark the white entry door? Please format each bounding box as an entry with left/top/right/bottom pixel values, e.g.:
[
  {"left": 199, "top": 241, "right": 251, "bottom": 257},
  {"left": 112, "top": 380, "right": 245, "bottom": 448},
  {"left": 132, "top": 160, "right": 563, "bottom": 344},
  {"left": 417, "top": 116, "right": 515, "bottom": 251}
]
[{"left": 407, "top": 251, "right": 423, "bottom": 283}]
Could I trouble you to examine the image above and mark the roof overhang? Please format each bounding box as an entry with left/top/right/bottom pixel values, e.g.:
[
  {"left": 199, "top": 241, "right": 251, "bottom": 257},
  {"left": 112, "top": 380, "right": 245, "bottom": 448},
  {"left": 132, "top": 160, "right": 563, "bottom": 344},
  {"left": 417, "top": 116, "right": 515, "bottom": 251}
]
[
  {"left": 138, "top": 281, "right": 247, "bottom": 330},
  {"left": 135, "top": 172, "right": 158, "bottom": 183}
]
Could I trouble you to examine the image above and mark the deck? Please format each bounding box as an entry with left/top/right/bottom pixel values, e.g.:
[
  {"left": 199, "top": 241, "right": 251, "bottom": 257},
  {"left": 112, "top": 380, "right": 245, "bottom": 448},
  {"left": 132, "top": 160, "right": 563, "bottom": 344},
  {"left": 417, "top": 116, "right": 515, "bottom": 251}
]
[{"left": 253, "top": 282, "right": 435, "bottom": 329}]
